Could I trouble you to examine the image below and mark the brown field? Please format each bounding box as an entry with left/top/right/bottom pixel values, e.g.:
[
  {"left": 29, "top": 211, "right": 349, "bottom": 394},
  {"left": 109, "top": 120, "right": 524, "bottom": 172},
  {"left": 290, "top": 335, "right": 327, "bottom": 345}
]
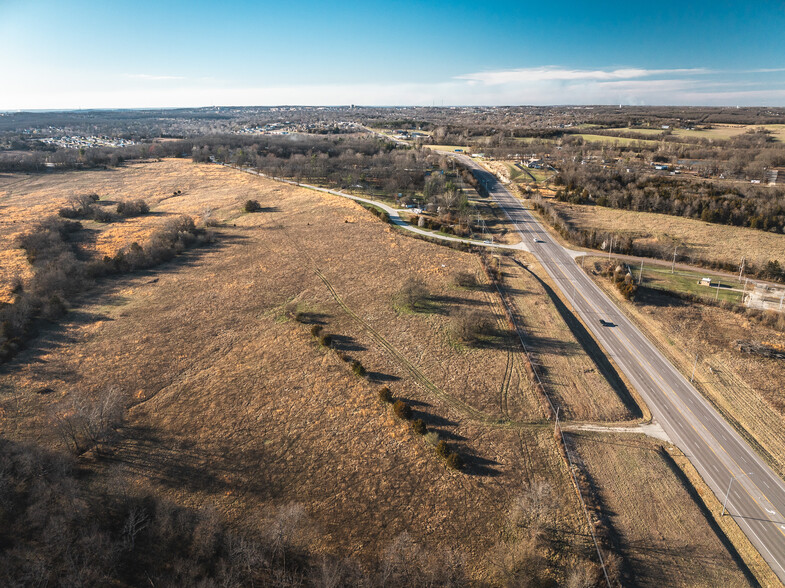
[
  {"left": 672, "top": 124, "right": 785, "bottom": 142},
  {"left": 498, "top": 255, "right": 641, "bottom": 423},
  {"left": 0, "top": 159, "right": 270, "bottom": 302},
  {"left": 0, "top": 159, "right": 599, "bottom": 579},
  {"left": 550, "top": 200, "right": 785, "bottom": 270},
  {"left": 585, "top": 265, "right": 785, "bottom": 480},
  {"left": 0, "top": 159, "right": 765, "bottom": 583},
  {"left": 569, "top": 432, "right": 752, "bottom": 587}
]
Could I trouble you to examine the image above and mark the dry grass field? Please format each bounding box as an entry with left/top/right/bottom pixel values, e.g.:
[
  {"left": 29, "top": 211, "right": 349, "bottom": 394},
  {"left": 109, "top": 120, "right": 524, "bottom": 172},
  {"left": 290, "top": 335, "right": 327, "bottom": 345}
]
[
  {"left": 585, "top": 265, "right": 785, "bottom": 480},
  {"left": 550, "top": 200, "right": 785, "bottom": 270},
  {"left": 569, "top": 432, "right": 752, "bottom": 587},
  {"left": 672, "top": 124, "right": 785, "bottom": 142},
  {"left": 0, "top": 158, "right": 267, "bottom": 302},
  {"left": 498, "top": 255, "right": 641, "bottom": 423},
  {"left": 0, "top": 159, "right": 600, "bottom": 580}
]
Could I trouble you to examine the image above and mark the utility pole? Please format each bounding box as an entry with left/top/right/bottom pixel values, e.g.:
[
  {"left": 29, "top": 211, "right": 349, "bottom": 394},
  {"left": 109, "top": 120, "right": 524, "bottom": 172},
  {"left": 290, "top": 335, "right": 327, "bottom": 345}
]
[
  {"left": 554, "top": 406, "right": 560, "bottom": 434},
  {"left": 716, "top": 280, "right": 721, "bottom": 301},
  {"left": 608, "top": 236, "right": 613, "bottom": 261},
  {"left": 671, "top": 245, "right": 678, "bottom": 274},
  {"left": 739, "top": 257, "right": 745, "bottom": 283},
  {"left": 638, "top": 260, "right": 644, "bottom": 284},
  {"left": 722, "top": 472, "right": 753, "bottom": 516},
  {"left": 721, "top": 477, "right": 733, "bottom": 516}
]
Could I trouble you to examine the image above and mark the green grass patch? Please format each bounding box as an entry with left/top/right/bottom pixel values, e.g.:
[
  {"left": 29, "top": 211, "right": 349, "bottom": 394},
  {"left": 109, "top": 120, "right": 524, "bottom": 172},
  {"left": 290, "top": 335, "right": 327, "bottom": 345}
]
[
  {"left": 572, "top": 133, "right": 659, "bottom": 146},
  {"left": 632, "top": 263, "right": 745, "bottom": 304}
]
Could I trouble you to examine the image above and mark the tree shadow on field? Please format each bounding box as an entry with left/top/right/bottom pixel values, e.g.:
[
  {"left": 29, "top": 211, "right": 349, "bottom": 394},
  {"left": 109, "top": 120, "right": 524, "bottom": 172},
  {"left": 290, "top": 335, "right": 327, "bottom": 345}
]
[
  {"left": 107, "top": 425, "right": 279, "bottom": 498},
  {"left": 461, "top": 450, "right": 502, "bottom": 477},
  {"left": 330, "top": 334, "right": 366, "bottom": 352},
  {"left": 0, "top": 235, "right": 237, "bottom": 375},
  {"left": 636, "top": 286, "right": 690, "bottom": 309},
  {"left": 511, "top": 257, "right": 642, "bottom": 419},
  {"left": 367, "top": 371, "right": 400, "bottom": 383},
  {"left": 296, "top": 311, "right": 330, "bottom": 325},
  {"left": 0, "top": 307, "right": 112, "bottom": 379},
  {"left": 430, "top": 294, "right": 487, "bottom": 308}
]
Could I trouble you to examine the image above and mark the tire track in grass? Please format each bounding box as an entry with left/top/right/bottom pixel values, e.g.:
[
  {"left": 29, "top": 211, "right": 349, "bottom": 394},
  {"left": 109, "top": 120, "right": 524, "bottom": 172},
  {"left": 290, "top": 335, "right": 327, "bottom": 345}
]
[
  {"left": 314, "top": 268, "right": 518, "bottom": 428},
  {"left": 478, "top": 273, "right": 514, "bottom": 419}
]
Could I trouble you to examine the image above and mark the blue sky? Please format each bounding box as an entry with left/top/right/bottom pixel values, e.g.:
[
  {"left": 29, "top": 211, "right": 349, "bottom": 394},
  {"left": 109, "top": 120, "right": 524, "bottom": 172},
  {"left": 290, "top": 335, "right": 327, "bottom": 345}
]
[{"left": 1, "top": 0, "right": 784, "bottom": 109}]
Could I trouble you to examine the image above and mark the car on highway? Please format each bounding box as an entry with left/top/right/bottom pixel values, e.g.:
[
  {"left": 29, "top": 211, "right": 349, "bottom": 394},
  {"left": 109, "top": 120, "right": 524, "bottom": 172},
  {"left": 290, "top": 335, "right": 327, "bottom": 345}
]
[{"left": 599, "top": 319, "right": 614, "bottom": 327}]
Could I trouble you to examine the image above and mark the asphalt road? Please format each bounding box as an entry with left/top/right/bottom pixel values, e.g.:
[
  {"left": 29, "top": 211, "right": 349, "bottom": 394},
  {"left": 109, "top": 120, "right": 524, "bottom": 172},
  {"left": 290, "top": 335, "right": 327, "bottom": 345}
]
[{"left": 457, "top": 155, "right": 785, "bottom": 583}]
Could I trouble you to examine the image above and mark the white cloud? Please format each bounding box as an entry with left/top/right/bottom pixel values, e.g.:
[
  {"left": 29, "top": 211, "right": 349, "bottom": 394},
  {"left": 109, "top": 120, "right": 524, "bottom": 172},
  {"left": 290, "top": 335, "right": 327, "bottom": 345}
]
[
  {"left": 124, "top": 73, "right": 187, "bottom": 81},
  {"left": 455, "top": 66, "right": 710, "bottom": 85},
  {"left": 2, "top": 65, "right": 784, "bottom": 110}
]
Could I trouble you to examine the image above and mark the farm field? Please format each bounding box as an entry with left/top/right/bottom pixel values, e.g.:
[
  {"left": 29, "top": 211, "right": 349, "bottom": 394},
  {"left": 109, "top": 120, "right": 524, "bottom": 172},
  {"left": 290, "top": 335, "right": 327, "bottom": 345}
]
[
  {"left": 549, "top": 199, "right": 785, "bottom": 271},
  {"left": 569, "top": 432, "right": 753, "bottom": 587},
  {"left": 613, "top": 127, "right": 667, "bottom": 136},
  {"left": 672, "top": 124, "right": 785, "bottom": 142},
  {"left": 571, "top": 133, "right": 659, "bottom": 146},
  {"left": 0, "top": 159, "right": 601, "bottom": 581}
]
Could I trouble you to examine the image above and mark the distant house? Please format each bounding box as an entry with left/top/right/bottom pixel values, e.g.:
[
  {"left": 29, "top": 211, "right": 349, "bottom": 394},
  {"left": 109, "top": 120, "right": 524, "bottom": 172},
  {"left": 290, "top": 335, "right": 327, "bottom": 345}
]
[{"left": 699, "top": 277, "right": 712, "bottom": 287}]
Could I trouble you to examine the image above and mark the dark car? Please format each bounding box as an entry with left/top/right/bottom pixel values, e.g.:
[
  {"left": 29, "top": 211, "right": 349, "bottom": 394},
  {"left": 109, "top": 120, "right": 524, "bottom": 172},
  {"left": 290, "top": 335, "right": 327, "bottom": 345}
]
[{"left": 599, "top": 319, "right": 613, "bottom": 327}]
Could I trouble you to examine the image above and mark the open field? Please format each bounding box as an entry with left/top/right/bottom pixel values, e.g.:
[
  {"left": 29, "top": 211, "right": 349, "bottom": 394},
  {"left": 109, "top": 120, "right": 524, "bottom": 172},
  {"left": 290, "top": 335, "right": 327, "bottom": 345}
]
[
  {"left": 0, "top": 159, "right": 601, "bottom": 580},
  {"left": 0, "top": 159, "right": 269, "bottom": 301},
  {"left": 569, "top": 432, "right": 752, "bottom": 587},
  {"left": 571, "top": 133, "right": 659, "bottom": 146},
  {"left": 613, "top": 127, "right": 667, "bottom": 136},
  {"left": 585, "top": 267, "right": 785, "bottom": 481},
  {"left": 549, "top": 199, "right": 785, "bottom": 271},
  {"left": 498, "top": 255, "right": 641, "bottom": 423},
  {"left": 672, "top": 124, "right": 785, "bottom": 142}
]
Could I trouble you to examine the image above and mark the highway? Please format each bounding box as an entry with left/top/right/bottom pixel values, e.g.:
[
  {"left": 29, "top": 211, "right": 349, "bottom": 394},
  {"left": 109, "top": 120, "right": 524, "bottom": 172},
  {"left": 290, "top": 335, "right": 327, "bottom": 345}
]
[{"left": 456, "top": 155, "right": 785, "bottom": 584}]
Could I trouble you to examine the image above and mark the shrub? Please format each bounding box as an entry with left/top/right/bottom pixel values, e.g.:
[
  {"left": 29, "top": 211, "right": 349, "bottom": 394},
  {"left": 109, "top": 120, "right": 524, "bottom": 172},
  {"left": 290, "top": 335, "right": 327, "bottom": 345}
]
[
  {"left": 424, "top": 431, "right": 440, "bottom": 446},
  {"left": 378, "top": 387, "right": 393, "bottom": 403},
  {"left": 393, "top": 400, "right": 413, "bottom": 420},
  {"left": 394, "top": 278, "right": 429, "bottom": 311},
  {"left": 453, "top": 271, "right": 477, "bottom": 288},
  {"left": 318, "top": 334, "right": 332, "bottom": 348},
  {"left": 412, "top": 418, "right": 426, "bottom": 435},
  {"left": 310, "top": 324, "right": 323, "bottom": 337},
  {"left": 116, "top": 199, "right": 150, "bottom": 217},
  {"left": 335, "top": 350, "right": 349, "bottom": 362},
  {"left": 92, "top": 207, "right": 114, "bottom": 223},
  {"left": 351, "top": 360, "right": 366, "bottom": 377},
  {"left": 446, "top": 452, "right": 464, "bottom": 470},
  {"left": 450, "top": 308, "right": 493, "bottom": 344},
  {"left": 244, "top": 199, "right": 262, "bottom": 212},
  {"left": 436, "top": 440, "right": 450, "bottom": 458}
]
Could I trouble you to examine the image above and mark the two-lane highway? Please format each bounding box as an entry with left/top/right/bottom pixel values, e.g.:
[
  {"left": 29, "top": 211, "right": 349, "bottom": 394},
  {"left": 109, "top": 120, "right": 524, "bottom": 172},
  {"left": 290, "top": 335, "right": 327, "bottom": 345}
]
[{"left": 458, "top": 155, "right": 785, "bottom": 583}]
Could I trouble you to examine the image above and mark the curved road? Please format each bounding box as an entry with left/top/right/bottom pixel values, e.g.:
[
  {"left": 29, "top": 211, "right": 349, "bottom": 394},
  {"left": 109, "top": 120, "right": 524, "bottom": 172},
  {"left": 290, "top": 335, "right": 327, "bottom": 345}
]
[{"left": 456, "top": 154, "right": 785, "bottom": 583}]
